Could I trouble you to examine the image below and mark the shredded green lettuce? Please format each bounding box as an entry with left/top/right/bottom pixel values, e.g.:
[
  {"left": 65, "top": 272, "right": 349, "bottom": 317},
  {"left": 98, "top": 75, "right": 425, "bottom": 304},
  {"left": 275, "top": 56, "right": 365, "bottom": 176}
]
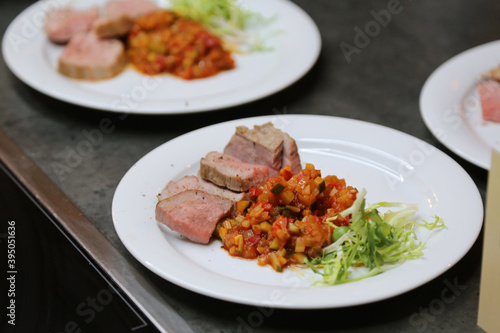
[
  {"left": 168, "top": 0, "right": 277, "bottom": 52},
  {"left": 305, "top": 189, "right": 446, "bottom": 285}
]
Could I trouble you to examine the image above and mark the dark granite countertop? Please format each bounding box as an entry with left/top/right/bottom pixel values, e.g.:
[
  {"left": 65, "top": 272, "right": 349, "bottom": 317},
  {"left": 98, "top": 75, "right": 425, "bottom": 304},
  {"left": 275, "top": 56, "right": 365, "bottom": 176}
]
[{"left": 0, "top": 0, "right": 492, "bottom": 332}]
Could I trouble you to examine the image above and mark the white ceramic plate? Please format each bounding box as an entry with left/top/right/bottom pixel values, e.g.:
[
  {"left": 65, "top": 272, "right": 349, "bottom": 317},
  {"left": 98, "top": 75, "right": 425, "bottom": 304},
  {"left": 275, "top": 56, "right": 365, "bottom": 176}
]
[
  {"left": 1, "top": 0, "right": 320, "bottom": 114},
  {"left": 420, "top": 40, "right": 500, "bottom": 170},
  {"left": 112, "top": 115, "right": 483, "bottom": 309}
]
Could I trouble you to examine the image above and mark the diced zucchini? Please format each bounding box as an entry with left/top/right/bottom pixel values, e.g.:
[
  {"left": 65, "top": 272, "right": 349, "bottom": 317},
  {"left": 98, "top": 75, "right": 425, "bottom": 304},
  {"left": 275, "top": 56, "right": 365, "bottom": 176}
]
[
  {"left": 282, "top": 208, "right": 292, "bottom": 217},
  {"left": 235, "top": 234, "right": 243, "bottom": 253},
  {"left": 269, "top": 238, "right": 280, "bottom": 250},
  {"left": 279, "top": 189, "right": 295, "bottom": 204},
  {"left": 315, "top": 176, "right": 326, "bottom": 192},
  {"left": 285, "top": 205, "right": 301, "bottom": 213},
  {"left": 234, "top": 215, "right": 244, "bottom": 224},
  {"left": 270, "top": 205, "right": 284, "bottom": 217},
  {"left": 288, "top": 222, "right": 301, "bottom": 234},
  {"left": 219, "top": 228, "right": 228, "bottom": 240},
  {"left": 295, "top": 237, "right": 306, "bottom": 252},
  {"left": 292, "top": 253, "right": 307, "bottom": 263},
  {"left": 291, "top": 252, "right": 307, "bottom": 264},
  {"left": 222, "top": 220, "right": 233, "bottom": 229},
  {"left": 269, "top": 252, "right": 283, "bottom": 272},
  {"left": 276, "top": 248, "right": 287, "bottom": 257},
  {"left": 270, "top": 182, "right": 286, "bottom": 196},
  {"left": 237, "top": 201, "right": 251, "bottom": 213},
  {"left": 229, "top": 246, "right": 239, "bottom": 256},
  {"left": 241, "top": 219, "right": 250, "bottom": 229},
  {"left": 259, "top": 221, "right": 272, "bottom": 232}
]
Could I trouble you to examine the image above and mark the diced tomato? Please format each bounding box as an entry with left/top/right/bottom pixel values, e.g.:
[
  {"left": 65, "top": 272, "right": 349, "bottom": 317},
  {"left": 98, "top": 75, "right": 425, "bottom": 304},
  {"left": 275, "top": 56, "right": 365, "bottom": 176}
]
[
  {"left": 221, "top": 163, "right": 357, "bottom": 272},
  {"left": 127, "top": 10, "right": 234, "bottom": 79},
  {"left": 262, "top": 202, "right": 273, "bottom": 211},
  {"left": 196, "top": 31, "right": 221, "bottom": 48},
  {"left": 249, "top": 187, "right": 263, "bottom": 198},
  {"left": 247, "top": 234, "right": 261, "bottom": 246},
  {"left": 280, "top": 166, "right": 294, "bottom": 181}
]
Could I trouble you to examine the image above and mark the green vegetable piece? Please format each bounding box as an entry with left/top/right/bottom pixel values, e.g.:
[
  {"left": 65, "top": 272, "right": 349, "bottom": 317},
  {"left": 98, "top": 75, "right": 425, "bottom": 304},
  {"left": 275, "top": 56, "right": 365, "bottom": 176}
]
[
  {"left": 270, "top": 183, "right": 286, "bottom": 196},
  {"left": 315, "top": 177, "right": 326, "bottom": 192},
  {"left": 281, "top": 208, "right": 291, "bottom": 217},
  {"left": 288, "top": 222, "right": 301, "bottom": 234},
  {"left": 333, "top": 226, "right": 350, "bottom": 242},
  {"left": 269, "top": 238, "right": 280, "bottom": 250}
]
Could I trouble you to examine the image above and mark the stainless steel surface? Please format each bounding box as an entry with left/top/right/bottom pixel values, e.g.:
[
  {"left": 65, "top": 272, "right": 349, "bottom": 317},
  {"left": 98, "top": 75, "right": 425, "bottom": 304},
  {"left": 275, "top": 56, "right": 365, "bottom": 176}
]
[{"left": 0, "top": 129, "right": 194, "bottom": 333}]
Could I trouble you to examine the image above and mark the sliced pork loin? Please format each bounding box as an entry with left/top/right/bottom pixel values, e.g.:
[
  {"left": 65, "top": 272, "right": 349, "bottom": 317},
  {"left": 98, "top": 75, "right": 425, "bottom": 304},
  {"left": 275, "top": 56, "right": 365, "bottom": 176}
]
[
  {"left": 158, "top": 175, "right": 245, "bottom": 202},
  {"left": 156, "top": 190, "right": 233, "bottom": 244},
  {"left": 281, "top": 131, "right": 302, "bottom": 175},
  {"left": 197, "top": 176, "right": 247, "bottom": 202},
  {"left": 223, "top": 122, "right": 301, "bottom": 176},
  {"left": 58, "top": 31, "right": 127, "bottom": 80},
  {"left": 478, "top": 80, "right": 500, "bottom": 122},
  {"left": 200, "top": 151, "right": 269, "bottom": 192},
  {"left": 44, "top": 7, "right": 100, "bottom": 44},
  {"left": 93, "top": 0, "right": 159, "bottom": 38},
  {"left": 158, "top": 175, "right": 204, "bottom": 200}
]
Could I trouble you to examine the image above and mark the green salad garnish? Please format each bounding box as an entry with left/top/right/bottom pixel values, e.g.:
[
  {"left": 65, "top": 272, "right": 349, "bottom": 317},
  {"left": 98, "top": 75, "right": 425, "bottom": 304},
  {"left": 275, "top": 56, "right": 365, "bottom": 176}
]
[
  {"left": 168, "top": 0, "right": 277, "bottom": 52},
  {"left": 305, "top": 189, "right": 446, "bottom": 285}
]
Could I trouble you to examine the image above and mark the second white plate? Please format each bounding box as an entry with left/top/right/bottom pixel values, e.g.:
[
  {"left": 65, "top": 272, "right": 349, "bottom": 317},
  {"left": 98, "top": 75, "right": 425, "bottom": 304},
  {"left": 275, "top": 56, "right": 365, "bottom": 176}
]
[
  {"left": 2, "top": 0, "right": 321, "bottom": 114},
  {"left": 112, "top": 115, "right": 483, "bottom": 309},
  {"left": 420, "top": 40, "right": 500, "bottom": 169}
]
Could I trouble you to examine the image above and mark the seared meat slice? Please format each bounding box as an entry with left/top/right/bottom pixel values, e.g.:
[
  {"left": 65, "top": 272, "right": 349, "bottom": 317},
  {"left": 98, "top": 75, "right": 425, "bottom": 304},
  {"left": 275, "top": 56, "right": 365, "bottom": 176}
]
[
  {"left": 156, "top": 190, "right": 233, "bottom": 244},
  {"left": 479, "top": 80, "right": 500, "bottom": 122},
  {"left": 158, "top": 175, "right": 245, "bottom": 202},
  {"left": 223, "top": 122, "right": 301, "bottom": 175},
  {"left": 197, "top": 177, "right": 246, "bottom": 202},
  {"left": 200, "top": 151, "right": 269, "bottom": 192},
  {"left": 158, "top": 175, "right": 204, "bottom": 200},
  {"left": 93, "top": 15, "right": 132, "bottom": 38},
  {"left": 58, "top": 31, "right": 127, "bottom": 80},
  {"left": 93, "top": 0, "right": 159, "bottom": 38},
  {"left": 44, "top": 7, "right": 99, "bottom": 44},
  {"left": 224, "top": 123, "right": 283, "bottom": 175},
  {"left": 281, "top": 132, "right": 302, "bottom": 174}
]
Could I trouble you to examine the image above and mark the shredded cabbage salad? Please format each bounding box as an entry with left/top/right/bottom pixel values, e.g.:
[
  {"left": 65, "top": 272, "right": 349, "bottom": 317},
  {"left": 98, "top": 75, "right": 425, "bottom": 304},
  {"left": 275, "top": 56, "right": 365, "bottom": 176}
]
[
  {"left": 167, "top": 0, "right": 277, "bottom": 52},
  {"left": 305, "top": 189, "right": 445, "bottom": 285}
]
